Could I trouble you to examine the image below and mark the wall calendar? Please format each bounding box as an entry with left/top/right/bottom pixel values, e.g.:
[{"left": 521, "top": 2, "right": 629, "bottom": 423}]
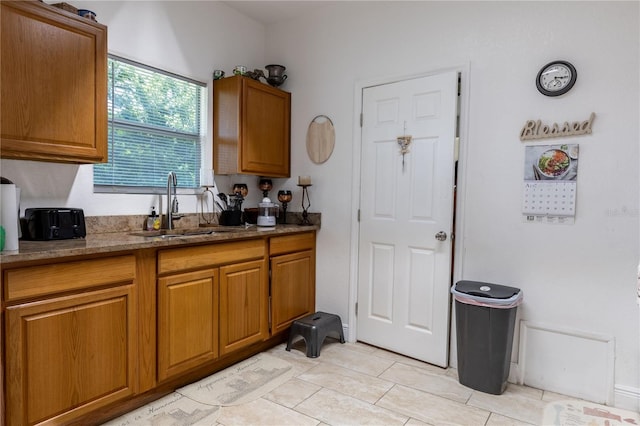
[{"left": 522, "top": 143, "right": 579, "bottom": 224}]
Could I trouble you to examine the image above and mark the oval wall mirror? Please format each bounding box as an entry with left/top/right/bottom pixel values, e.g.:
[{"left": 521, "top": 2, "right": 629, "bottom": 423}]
[{"left": 306, "top": 115, "right": 335, "bottom": 164}]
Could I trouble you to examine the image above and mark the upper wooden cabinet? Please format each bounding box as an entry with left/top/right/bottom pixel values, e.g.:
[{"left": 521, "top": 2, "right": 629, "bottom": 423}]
[
  {"left": 0, "top": 1, "right": 108, "bottom": 163},
  {"left": 214, "top": 76, "right": 291, "bottom": 177}
]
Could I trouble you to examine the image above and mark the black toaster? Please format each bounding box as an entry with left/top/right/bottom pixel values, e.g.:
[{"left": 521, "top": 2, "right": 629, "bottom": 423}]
[{"left": 22, "top": 208, "right": 86, "bottom": 240}]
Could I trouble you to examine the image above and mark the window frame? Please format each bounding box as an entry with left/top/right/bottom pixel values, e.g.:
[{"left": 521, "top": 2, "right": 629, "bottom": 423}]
[{"left": 94, "top": 54, "right": 207, "bottom": 195}]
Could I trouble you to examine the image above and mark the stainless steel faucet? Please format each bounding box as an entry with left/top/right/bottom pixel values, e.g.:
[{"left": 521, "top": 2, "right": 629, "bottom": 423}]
[{"left": 165, "top": 171, "right": 181, "bottom": 229}]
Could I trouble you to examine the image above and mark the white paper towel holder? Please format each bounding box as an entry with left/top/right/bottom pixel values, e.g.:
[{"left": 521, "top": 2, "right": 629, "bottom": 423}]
[{"left": 1, "top": 177, "right": 21, "bottom": 251}]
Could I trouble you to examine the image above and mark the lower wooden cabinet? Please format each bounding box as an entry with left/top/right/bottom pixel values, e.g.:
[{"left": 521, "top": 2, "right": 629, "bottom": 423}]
[
  {"left": 219, "top": 259, "right": 269, "bottom": 355},
  {"left": 5, "top": 285, "right": 137, "bottom": 425},
  {"left": 270, "top": 250, "right": 315, "bottom": 335},
  {"left": 270, "top": 232, "right": 316, "bottom": 335},
  {"left": 2, "top": 233, "right": 314, "bottom": 424},
  {"left": 158, "top": 268, "right": 218, "bottom": 381},
  {"left": 157, "top": 240, "right": 269, "bottom": 361}
]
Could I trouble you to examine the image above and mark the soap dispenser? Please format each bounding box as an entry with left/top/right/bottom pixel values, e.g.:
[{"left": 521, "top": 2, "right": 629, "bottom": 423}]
[{"left": 147, "top": 207, "right": 157, "bottom": 231}]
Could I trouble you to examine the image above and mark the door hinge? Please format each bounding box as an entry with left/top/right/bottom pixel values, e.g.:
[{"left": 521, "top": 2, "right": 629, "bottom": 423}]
[
  {"left": 355, "top": 302, "right": 358, "bottom": 316},
  {"left": 357, "top": 209, "right": 360, "bottom": 222},
  {"left": 360, "top": 113, "right": 363, "bottom": 127}
]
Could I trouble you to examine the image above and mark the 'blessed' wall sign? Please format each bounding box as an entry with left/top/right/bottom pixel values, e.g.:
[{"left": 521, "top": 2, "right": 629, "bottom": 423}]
[{"left": 520, "top": 112, "right": 595, "bottom": 141}]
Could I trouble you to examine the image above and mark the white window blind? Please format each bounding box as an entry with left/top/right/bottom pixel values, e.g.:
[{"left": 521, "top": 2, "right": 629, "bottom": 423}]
[{"left": 94, "top": 55, "right": 205, "bottom": 192}]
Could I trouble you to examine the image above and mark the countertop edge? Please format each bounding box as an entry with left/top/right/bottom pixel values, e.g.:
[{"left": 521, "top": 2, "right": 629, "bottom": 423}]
[{"left": 0, "top": 225, "right": 319, "bottom": 265}]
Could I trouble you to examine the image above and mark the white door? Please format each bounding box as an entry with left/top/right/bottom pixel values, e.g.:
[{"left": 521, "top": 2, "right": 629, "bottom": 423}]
[{"left": 357, "top": 71, "right": 458, "bottom": 367}]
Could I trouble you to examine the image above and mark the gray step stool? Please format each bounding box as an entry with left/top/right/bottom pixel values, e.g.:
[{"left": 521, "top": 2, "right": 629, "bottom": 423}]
[{"left": 286, "top": 312, "right": 345, "bottom": 358}]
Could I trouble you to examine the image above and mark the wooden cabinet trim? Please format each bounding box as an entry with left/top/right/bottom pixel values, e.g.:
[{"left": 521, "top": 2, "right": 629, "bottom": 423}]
[
  {"left": 4, "top": 254, "right": 136, "bottom": 302},
  {"left": 136, "top": 248, "right": 157, "bottom": 392},
  {"left": 213, "top": 76, "right": 241, "bottom": 175}
]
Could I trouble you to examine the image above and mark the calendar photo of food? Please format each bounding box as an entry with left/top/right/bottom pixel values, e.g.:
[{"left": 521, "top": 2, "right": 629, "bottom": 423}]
[{"left": 524, "top": 143, "right": 579, "bottom": 181}]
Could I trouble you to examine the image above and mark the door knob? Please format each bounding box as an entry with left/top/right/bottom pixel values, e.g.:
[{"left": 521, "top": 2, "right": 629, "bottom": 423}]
[{"left": 435, "top": 231, "right": 447, "bottom": 241}]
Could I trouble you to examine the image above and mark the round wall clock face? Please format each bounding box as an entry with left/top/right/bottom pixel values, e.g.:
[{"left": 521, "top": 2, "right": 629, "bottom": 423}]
[{"left": 536, "top": 60, "right": 577, "bottom": 96}]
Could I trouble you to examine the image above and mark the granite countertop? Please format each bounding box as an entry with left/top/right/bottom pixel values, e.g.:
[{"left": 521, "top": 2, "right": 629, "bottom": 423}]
[{"left": 0, "top": 224, "right": 319, "bottom": 265}]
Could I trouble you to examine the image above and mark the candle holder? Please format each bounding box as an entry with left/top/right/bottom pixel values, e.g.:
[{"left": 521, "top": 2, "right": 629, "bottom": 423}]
[
  {"left": 232, "top": 183, "right": 248, "bottom": 198},
  {"left": 259, "top": 178, "right": 273, "bottom": 198},
  {"left": 277, "top": 190, "right": 292, "bottom": 224},
  {"left": 298, "top": 184, "right": 312, "bottom": 226}
]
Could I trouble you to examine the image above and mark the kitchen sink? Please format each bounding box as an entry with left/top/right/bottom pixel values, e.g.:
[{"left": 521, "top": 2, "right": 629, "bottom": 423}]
[{"left": 129, "top": 228, "right": 232, "bottom": 238}]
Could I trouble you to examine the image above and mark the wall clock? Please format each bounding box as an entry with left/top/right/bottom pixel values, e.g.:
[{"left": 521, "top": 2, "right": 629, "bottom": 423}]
[{"left": 536, "top": 60, "right": 577, "bottom": 97}]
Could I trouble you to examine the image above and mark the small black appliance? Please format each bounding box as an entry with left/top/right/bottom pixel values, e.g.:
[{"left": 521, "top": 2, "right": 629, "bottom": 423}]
[{"left": 22, "top": 208, "right": 86, "bottom": 240}]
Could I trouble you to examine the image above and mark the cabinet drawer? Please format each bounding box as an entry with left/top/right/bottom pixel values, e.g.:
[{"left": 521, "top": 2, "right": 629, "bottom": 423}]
[
  {"left": 269, "top": 232, "right": 315, "bottom": 256},
  {"left": 158, "top": 239, "right": 265, "bottom": 275},
  {"left": 3, "top": 255, "right": 136, "bottom": 302}
]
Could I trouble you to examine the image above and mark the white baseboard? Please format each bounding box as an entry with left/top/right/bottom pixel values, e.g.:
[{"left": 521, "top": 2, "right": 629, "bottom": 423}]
[
  {"left": 614, "top": 384, "right": 640, "bottom": 412},
  {"left": 342, "top": 323, "right": 351, "bottom": 342},
  {"left": 508, "top": 361, "right": 520, "bottom": 385},
  {"left": 510, "top": 362, "right": 638, "bottom": 410}
]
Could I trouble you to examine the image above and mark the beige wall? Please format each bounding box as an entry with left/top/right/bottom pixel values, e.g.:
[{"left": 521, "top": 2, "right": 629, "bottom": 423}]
[
  {"left": 2, "top": 0, "right": 637, "bottom": 411},
  {"left": 264, "top": 1, "right": 639, "bottom": 409}
]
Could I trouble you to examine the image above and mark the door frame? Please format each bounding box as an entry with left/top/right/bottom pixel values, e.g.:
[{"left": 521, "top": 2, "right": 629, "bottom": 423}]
[{"left": 347, "top": 64, "right": 472, "bottom": 364}]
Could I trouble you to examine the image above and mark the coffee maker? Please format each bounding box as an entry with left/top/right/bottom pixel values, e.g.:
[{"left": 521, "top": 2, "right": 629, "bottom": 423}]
[{"left": 257, "top": 197, "right": 279, "bottom": 227}]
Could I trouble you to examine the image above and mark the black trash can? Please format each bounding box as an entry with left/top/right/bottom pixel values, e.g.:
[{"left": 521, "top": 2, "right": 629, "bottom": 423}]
[{"left": 451, "top": 280, "right": 523, "bottom": 395}]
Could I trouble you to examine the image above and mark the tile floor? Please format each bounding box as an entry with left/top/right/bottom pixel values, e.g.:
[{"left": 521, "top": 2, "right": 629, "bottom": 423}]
[{"left": 110, "top": 340, "right": 570, "bottom": 425}]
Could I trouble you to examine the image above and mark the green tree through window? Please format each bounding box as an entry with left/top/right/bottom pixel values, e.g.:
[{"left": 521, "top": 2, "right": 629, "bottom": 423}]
[{"left": 94, "top": 56, "right": 205, "bottom": 191}]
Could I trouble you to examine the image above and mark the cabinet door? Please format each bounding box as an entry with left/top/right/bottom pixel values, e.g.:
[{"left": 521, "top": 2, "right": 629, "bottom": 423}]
[
  {"left": 241, "top": 78, "right": 291, "bottom": 177},
  {"left": 271, "top": 250, "right": 315, "bottom": 335},
  {"left": 158, "top": 269, "right": 218, "bottom": 381},
  {"left": 1, "top": 1, "right": 107, "bottom": 163},
  {"left": 5, "top": 286, "right": 137, "bottom": 425},
  {"left": 213, "top": 76, "right": 290, "bottom": 177},
  {"left": 219, "top": 259, "right": 269, "bottom": 355}
]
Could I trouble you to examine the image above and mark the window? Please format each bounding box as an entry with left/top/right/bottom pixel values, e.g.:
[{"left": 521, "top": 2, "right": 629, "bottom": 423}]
[{"left": 94, "top": 55, "right": 206, "bottom": 192}]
